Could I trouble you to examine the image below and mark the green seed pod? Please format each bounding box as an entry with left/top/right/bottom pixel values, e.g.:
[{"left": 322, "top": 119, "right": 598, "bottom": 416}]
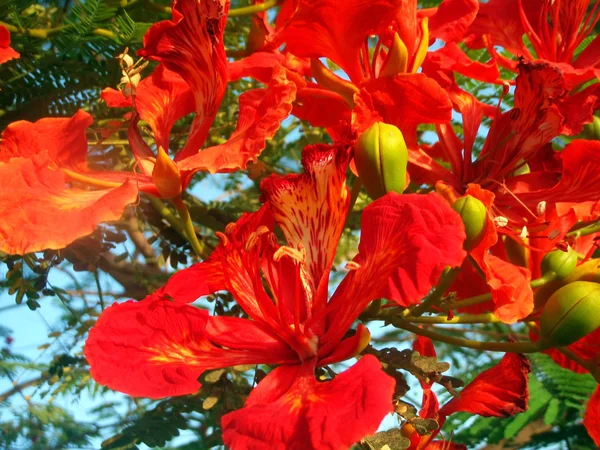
[
  {"left": 354, "top": 122, "right": 408, "bottom": 200},
  {"left": 539, "top": 281, "right": 600, "bottom": 347},
  {"left": 541, "top": 247, "right": 578, "bottom": 280},
  {"left": 451, "top": 195, "right": 488, "bottom": 250}
]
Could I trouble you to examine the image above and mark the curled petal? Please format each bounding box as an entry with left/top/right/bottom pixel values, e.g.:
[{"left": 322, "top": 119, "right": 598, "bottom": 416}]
[
  {"left": 439, "top": 353, "right": 531, "bottom": 417},
  {"left": 321, "top": 193, "right": 466, "bottom": 349},
  {"left": 139, "top": 0, "right": 229, "bottom": 160},
  {"left": 261, "top": 144, "right": 351, "bottom": 310},
  {"left": 85, "top": 297, "right": 291, "bottom": 399},
  {"left": 0, "top": 25, "right": 19, "bottom": 64},
  {"left": 466, "top": 0, "right": 530, "bottom": 57},
  {"left": 428, "top": 0, "right": 478, "bottom": 43},
  {"left": 221, "top": 355, "right": 394, "bottom": 450},
  {"left": 279, "top": 0, "right": 401, "bottom": 82},
  {"left": 584, "top": 386, "right": 600, "bottom": 446},
  {"left": 0, "top": 110, "right": 92, "bottom": 166},
  {"left": 178, "top": 65, "right": 296, "bottom": 174}
]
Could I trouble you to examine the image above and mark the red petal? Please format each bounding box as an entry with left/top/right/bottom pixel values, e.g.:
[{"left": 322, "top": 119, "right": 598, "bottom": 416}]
[
  {"left": 475, "top": 61, "right": 565, "bottom": 181},
  {"left": 355, "top": 74, "right": 452, "bottom": 142},
  {"left": 207, "top": 315, "right": 297, "bottom": 362},
  {"left": 515, "top": 140, "right": 600, "bottom": 207},
  {"left": 177, "top": 65, "right": 296, "bottom": 174},
  {"left": 428, "top": 0, "right": 478, "bottom": 43},
  {"left": 426, "top": 43, "right": 500, "bottom": 84},
  {"left": 85, "top": 296, "right": 290, "bottom": 399},
  {"left": 321, "top": 193, "right": 466, "bottom": 349},
  {"left": 293, "top": 87, "right": 352, "bottom": 131},
  {"left": 0, "top": 110, "right": 92, "bottom": 165},
  {"left": 536, "top": 327, "right": 600, "bottom": 374},
  {"left": 158, "top": 258, "right": 226, "bottom": 303},
  {"left": 557, "top": 83, "right": 600, "bottom": 136},
  {"left": 0, "top": 25, "right": 19, "bottom": 64},
  {"left": 100, "top": 88, "right": 132, "bottom": 108},
  {"left": 584, "top": 386, "right": 600, "bottom": 446},
  {"left": 279, "top": 0, "right": 401, "bottom": 82},
  {"left": 221, "top": 355, "right": 395, "bottom": 450},
  {"left": 261, "top": 144, "right": 351, "bottom": 310},
  {"left": 466, "top": 0, "right": 530, "bottom": 57},
  {"left": 439, "top": 353, "right": 531, "bottom": 417},
  {"left": 139, "top": 0, "right": 229, "bottom": 159},
  {"left": 0, "top": 112, "right": 138, "bottom": 254}
]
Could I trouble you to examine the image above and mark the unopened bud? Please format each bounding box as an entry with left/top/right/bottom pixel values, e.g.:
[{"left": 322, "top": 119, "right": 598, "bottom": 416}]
[
  {"left": 152, "top": 147, "right": 182, "bottom": 199},
  {"left": 452, "top": 195, "right": 487, "bottom": 250},
  {"left": 354, "top": 122, "right": 408, "bottom": 200},
  {"left": 539, "top": 281, "right": 600, "bottom": 347},
  {"left": 541, "top": 247, "right": 578, "bottom": 279}
]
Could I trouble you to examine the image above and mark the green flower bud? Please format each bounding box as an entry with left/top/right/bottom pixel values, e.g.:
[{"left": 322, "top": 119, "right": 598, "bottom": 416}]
[
  {"left": 539, "top": 281, "right": 600, "bottom": 347},
  {"left": 541, "top": 247, "right": 578, "bottom": 280},
  {"left": 354, "top": 122, "right": 408, "bottom": 200},
  {"left": 451, "top": 195, "right": 487, "bottom": 250}
]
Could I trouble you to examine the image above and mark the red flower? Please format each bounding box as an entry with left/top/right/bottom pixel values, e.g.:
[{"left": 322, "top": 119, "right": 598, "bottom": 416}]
[
  {"left": 101, "top": 0, "right": 297, "bottom": 198},
  {"left": 85, "top": 144, "right": 466, "bottom": 449},
  {"left": 231, "top": 0, "right": 478, "bottom": 144},
  {"left": 0, "top": 111, "right": 138, "bottom": 254},
  {"left": 467, "top": 0, "right": 600, "bottom": 86},
  {"left": 0, "top": 25, "right": 19, "bottom": 64}
]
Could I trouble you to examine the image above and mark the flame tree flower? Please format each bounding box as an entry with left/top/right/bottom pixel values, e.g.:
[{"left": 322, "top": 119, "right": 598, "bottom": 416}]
[
  {"left": 0, "top": 0, "right": 296, "bottom": 255},
  {"left": 85, "top": 144, "right": 466, "bottom": 449}
]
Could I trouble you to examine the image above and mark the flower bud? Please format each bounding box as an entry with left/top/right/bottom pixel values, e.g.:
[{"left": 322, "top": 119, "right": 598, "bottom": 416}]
[
  {"left": 152, "top": 147, "right": 182, "bottom": 199},
  {"left": 354, "top": 122, "right": 408, "bottom": 200},
  {"left": 539, "top": 281, "right": 600, "bottom": 347},
  {"left": 451, "top": 195, "right": 487, "bottom": 250},
  {"left": 541, "top": 247, "right": 578, "bottom": 279}
]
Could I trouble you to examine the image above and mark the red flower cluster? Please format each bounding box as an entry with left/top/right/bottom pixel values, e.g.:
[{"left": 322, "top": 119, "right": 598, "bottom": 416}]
[{"left": 1, "top": 0, "right": 600, "bottom": 448}]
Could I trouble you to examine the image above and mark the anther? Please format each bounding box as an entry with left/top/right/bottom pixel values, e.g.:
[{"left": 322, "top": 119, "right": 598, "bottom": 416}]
[
  {"left": 345, "top": 261, "right": 362, "bottom": 271},
  {"left": 494, "top": 216, "right": 509, "bottom": 228},
  {"left": 225, "top": 222, "right": 237, "bottom": 234},
  {"left": 273, "top": 246, "right": 304, "bottom": 264},
  {"left": 537, "top": 201, "right": 547, "bottom": 216},
  {"left": 215, "top": 231, "right": 229, "bottom": 246}
]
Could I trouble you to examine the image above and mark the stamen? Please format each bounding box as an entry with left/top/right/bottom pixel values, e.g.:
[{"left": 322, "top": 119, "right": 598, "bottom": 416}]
[
  {"left": 345, "top": 261, "right": 362, "bottom": 271},
  {"left": 225, "top": 222, "right": 237, "bottom": 234},
  {"left": 519, "top": 226, "right": 528, "bottom": 240},
  {"left": 537, "top": 201, "right": 547, "bottom": 216},
  {"left": 245, "top": 232, "right": 259, "bottom": 252},
  {"left": 494, "top": 216, "right": 509, "bottom": 228},
  {"left": 273, "top": 246, "right": 305, "bottom": 264},
  {"left": 215, "top": 231, "right": 229, "bottom": 246}
]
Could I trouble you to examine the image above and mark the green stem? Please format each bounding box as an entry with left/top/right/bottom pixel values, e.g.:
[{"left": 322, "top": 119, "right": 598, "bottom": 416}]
[
  {"left": 394, "top": 320, "right": 547, "bottom": 353},
  {"left": 440, "top": 272, "right": 556, "bottom": 310},
  {"left": 228, "top": 0, "right": 279, "bottom": 17},
  {"left": 173, "top": 197, "right": 208, "bottom": 259},
  {"left": 146, "top": 195, "right": 186, "bottom": 238},
  {"left": 409, "top": 267, "right": 459, "bottom": 317},
  {"left": 567, "top": 220, "right": 600, "bottom": 238},
  {"left": 402, "top": 312, "right": 500, "bottom": 324}
]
